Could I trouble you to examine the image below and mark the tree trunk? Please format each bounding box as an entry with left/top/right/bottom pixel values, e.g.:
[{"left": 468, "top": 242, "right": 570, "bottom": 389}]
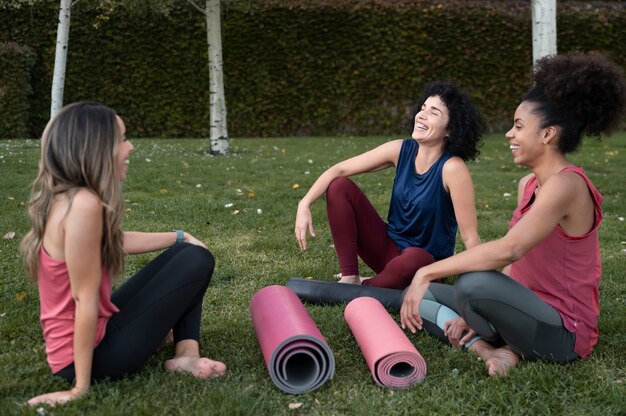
[
  {"left": 51, "top": 0, "right": 72, "bottom": 117},
  {"left": 206, "top": 0, "right": 229, "bottom": 155},
  {"left": 531, "top": 0, "right": 557, "bottom": 64}
]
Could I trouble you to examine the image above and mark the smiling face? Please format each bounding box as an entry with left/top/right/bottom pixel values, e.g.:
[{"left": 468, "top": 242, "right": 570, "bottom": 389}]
[
  {"left": 505, "top": 101, "right": 547, "bottom": 167},
  {"left": 115, "top": 115, "right": 133, "bottom": 181},
  {"left": 411, "top": 95, "right": 450, "bottom": 144}
]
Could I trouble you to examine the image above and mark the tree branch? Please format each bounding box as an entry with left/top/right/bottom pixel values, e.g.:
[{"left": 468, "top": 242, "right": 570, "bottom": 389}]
[{"left": 186, "top": 0, "right": 206, "bottom": 15}]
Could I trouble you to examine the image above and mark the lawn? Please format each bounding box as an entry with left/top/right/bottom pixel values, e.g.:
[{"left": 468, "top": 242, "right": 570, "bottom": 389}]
[{"left": 0, "top": 133, "right": 624, "bottom": 415}]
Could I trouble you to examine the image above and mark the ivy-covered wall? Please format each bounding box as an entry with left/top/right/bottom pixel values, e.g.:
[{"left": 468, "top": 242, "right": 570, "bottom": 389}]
[
  {"left": 0, "top": 42, "right": 36, "bottom": 138},
  {"left": 0, "top": 1, "right": 624, "bottom": 138}
]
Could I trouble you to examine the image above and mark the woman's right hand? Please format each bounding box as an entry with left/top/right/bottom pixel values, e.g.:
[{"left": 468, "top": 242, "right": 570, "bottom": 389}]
[
  {"left": 295, "top": 204, "right": 315, "bottom": 251},
  {"left": 27, "top": 387, "right": 87, "bottom": 407}
]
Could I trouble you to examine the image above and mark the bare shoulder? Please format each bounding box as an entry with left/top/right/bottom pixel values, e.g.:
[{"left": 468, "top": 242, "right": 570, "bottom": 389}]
[
  {"left": 533, "top": 171, "right": 587, "bottom": 211},
  {"left": 69, "top": 189, "right": 103, "bottom": 217},
  {"left": 376, "top": 139, "right": 404, "bottom": 153},
  {"left": 362, "top": 139, "right": 404, "bottom": 167},
  {"left": 543, "top": 170, "right": 588, "bottom": 194},
  {"left": 442, "top": 156, "right": 470, "bottom": 175}
]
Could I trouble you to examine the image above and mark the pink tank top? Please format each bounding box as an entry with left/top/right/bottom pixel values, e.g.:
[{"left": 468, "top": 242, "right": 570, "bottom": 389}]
[
  {"left": 38, "top": 246, "right": 119, "bottom": 373},
  {"left": 509, "top": 166, "right": 603, "bottom": 358}
]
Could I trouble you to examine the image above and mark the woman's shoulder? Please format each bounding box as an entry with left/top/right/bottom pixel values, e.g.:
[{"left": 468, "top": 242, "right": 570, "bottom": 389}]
[
  {"left": 442, "top": 155, "right": 469, "bottom": 174},
  {"left": 69, "top": 189, "right": 103, "bottom": 216},
  {"left": 545, "top": 169, "right": 590, "bottom": 194}
]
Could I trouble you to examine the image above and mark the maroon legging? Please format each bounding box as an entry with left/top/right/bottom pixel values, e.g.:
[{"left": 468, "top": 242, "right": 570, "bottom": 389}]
[{"left": 326, "top": 177, "right": 434, "bottom": 289}]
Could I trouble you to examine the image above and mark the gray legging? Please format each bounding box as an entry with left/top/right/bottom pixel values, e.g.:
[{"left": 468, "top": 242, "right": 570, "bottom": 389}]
[{"left": 423, "top": 271, "right": 579, "bottom": 363}]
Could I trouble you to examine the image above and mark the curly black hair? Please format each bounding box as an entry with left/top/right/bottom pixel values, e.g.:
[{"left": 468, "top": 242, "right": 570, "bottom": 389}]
[
  {"left": 524, "top": 51, "right": 626, "bottom": 154},
  {"left": 408, "top": 81, "right": 485, "bottom": 162}
]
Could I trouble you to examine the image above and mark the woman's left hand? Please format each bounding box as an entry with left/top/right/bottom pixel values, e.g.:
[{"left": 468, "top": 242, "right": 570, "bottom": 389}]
[
  {"left": 443, "top": 317, "right": 470, "bottom": 347},
  {"left": 400, "top": 277, "right": 430, "bottom": 333},
  {"left": 183, "top": 232, "right": 207, "bottom": 249},
  {"left": 27, "top": 387, "right": 87, "bottom": 407}
]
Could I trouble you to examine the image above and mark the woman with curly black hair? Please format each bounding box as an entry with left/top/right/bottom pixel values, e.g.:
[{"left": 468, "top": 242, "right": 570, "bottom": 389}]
[
  {"left": 401, "top": 52, "right": 626, "bottom": 376},
  {"left": 295, "top": 81, "right": 485, "bottom": 289}
]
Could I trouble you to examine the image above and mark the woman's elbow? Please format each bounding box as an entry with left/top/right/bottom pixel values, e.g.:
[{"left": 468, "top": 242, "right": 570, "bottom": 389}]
[{"left": 502, "top": 241, "right": 526, "bottom": 264}]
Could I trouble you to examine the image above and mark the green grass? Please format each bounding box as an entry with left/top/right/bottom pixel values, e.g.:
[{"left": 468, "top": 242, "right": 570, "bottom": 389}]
[{"left": 1, "top": 134, "right": 625, "bottom": 415}]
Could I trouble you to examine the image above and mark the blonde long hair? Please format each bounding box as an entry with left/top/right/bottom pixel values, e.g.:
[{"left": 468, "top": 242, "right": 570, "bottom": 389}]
[{"left": 21, "top": 102, "right": 125, "bottom": 280}]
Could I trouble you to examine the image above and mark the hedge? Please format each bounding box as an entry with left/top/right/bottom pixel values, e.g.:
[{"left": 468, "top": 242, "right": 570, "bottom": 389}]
[
  {"left": 0, "top": 1, "right": 624, "bottom": 138},
  {"left": 0, "top": 42, "right": 36, "bottom": 138}
]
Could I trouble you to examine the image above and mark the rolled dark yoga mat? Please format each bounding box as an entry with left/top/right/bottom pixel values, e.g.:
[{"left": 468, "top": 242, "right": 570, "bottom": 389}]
[
  {"left": 344, "top": 297, "right": 427, "bottom": 388},
  {"left": 286, "top": 278, "right": 404, "bottom": 309},
  {"left": 249, "top": 285, "right": 335, "bottom": 394}
]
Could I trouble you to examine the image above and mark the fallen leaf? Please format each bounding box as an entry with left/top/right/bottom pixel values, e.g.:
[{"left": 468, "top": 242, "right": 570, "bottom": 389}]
[
  {"left": 8, "top": 196, "right": 14, "bottom": 200},
  {"left": 304, "top": 276, "right": 313, "bottom": 280},
  {"left": 288, "top": 402, "right": 303, "bottom": 410},
  {"left": 232, "top": 210, "right": 240, "bottom": 215},
  {"left": 257, "top": 209, "right": 263, "bottom": 214},
  {"left": 248, "top": 192, "right": 255, "bottom": 198},
  {"left": 224, "top": 203, "right": 234, "bottom": 208},
  {"left": 3, "top": 231, "right": 15, "bottom": 240},
  {"left": 16, "top": 292, "right": 26, "bottom": 302},
  {"left": 292, "top": 184, "right": 300, "bottom": 189}
]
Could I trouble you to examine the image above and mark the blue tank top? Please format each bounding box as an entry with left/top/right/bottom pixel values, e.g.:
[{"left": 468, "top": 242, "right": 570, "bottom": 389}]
[{"left": 386, "top": 139, "right": 458, "bottom": 260}]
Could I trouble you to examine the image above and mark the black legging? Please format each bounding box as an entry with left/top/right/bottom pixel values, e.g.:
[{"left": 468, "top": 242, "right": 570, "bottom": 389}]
[
  {"left": 56, "top": 243, "right": 215, "bottom": 382},
  {"left": 425, "top": 271, "right": 579, "bottom": 363}
]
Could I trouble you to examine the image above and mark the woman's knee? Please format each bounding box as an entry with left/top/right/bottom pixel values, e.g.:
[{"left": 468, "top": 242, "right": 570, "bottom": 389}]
[
  {"left": 401, "top": 247, "right": 434, "bottom": 268},
  {"left": 178, "top": 244, "right": 215, "bottom": 283},
  {"left": 454, "top": 270, "right": 503, "bottom": 303},
  {"left": 326, "top": 176, "right": 355, "bottom": 199}
]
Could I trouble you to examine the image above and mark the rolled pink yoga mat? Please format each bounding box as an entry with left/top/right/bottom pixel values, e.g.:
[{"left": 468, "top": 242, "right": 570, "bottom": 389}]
[
  {"left": 249, "top": 285, "right": 335, "bottom": 394},
  {"left": 344, "top": 297, "right": 427, "bottom": 388}
]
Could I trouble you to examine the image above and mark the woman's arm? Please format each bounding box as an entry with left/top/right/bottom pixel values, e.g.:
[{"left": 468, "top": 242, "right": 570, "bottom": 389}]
[
  {"left": 442, "top": 157, "right": 480, "bottom": 250},
  {"left": 123, "top": 231, "right": 206, "bottom": 254},
  {"left": 28, "top": 190, "right": 103, "bottom": 406},
  {"left": 295, "top": 139, "right": 403, "bottom": 250},
  {"left": 400, "top": 172, "right": 580, "bottom": 332},
  {"left": 500, "top": 173, "right": 534, "bottom": 276}
]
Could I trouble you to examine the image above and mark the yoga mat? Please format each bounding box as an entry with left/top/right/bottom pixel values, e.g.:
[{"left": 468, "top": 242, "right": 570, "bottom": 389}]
[
  {"left": 286, "top": 278, "right": 404, "bottom": 309},
  {"left": 344, "top": 297, "right": 427, "bottom": 388},
  {"left": 249, "top": 285, "right": 335, "bottom": 394}
]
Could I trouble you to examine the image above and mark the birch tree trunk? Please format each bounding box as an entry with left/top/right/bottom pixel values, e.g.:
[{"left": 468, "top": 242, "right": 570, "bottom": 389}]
[
  {"left": 531, "top": 0, "right": 557, "bottom": 64},
  {"left": 206, "top": 0, "right": 229, "bottom": 155},
  {"left": 50, "top": 0, "right": 72, "bottom": 117}
]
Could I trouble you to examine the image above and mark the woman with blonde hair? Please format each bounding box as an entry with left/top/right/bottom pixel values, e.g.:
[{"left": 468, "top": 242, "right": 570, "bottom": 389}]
[{"left": 22, "top": 102, "right": 226, "bottom": 406}]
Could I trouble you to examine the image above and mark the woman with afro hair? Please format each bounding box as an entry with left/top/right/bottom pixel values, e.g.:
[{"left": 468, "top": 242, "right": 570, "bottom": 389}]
[
  {"left": 295, "top": 81, "right": 485, "bottom": 289},
  {"left": 401, "top": 52, "right": 626, "bottom": 376}
]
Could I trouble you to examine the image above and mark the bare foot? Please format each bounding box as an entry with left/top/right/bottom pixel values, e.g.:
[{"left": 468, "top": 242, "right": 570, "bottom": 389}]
[
  {"left": 468, "top": 341, "right": 520, "bottom": 376},
  {"left": 164, "top": 356, "right": 227, "bottom": 379},
  {"left": 337, "top": 275, "right": 361, "bottom": 285},
  {"left": 485, "top": 346, "right": 519, "bottom": 376}
]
